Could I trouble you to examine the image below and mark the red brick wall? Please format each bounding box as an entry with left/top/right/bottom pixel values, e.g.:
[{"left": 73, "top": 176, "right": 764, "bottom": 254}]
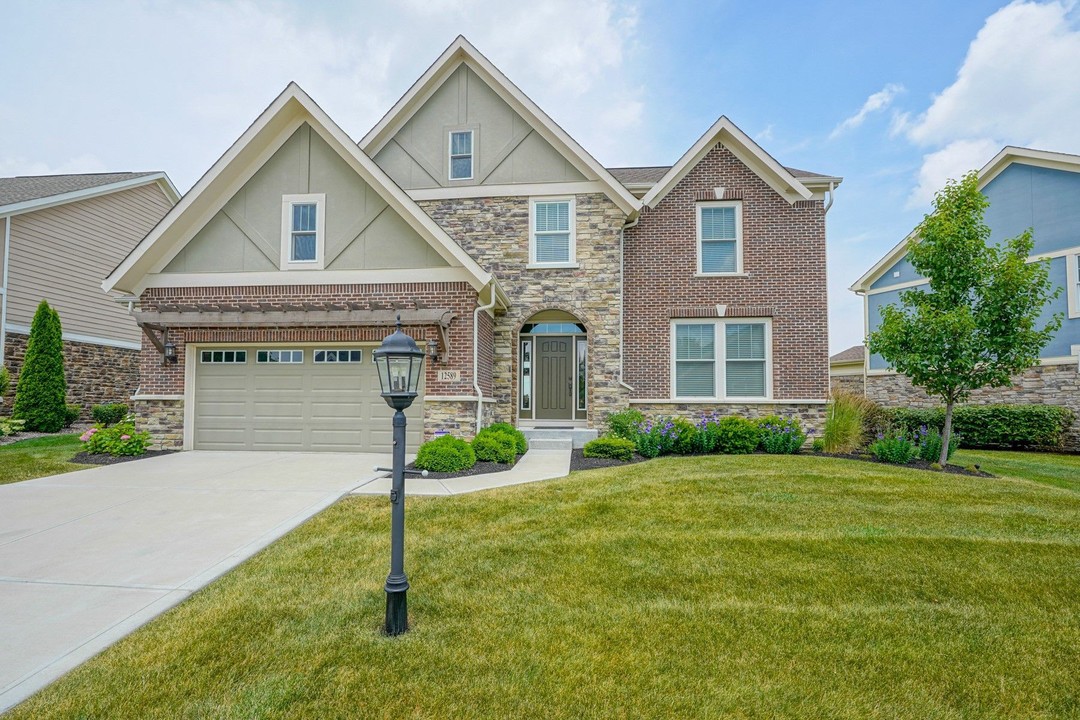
[
  {"left": 137, "top": 282, "right": 483, "bottom": 397},
  {"left": 624, "top": 143, "right": 829, "bottom": 400}
]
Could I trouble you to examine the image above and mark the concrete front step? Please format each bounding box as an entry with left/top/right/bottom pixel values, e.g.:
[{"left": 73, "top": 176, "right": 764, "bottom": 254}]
[{"left": 520, "top": 427, "right": 598, "bottom": 449}]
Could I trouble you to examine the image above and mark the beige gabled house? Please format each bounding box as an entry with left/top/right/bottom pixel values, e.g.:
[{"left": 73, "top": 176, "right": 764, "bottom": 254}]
[{"left": 1, "top": 172, "right": 178, "bottom": 414}]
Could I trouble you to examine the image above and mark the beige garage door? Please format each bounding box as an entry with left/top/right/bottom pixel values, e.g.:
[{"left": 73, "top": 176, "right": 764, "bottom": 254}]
[{"left": 193, "top": 345, "right": 424, "bottom": 452}]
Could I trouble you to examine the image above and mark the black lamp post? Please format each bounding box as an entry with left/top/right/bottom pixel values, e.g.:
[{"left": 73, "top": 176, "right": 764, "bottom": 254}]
[{"left": 372, "top": 318, "right": 426, "bottom": 636}]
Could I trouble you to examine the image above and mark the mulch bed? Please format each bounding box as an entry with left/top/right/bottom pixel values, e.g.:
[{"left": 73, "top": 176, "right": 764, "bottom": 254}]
[
  {"left": 807, "top": 451, "right": 994, "bottom": 477},
  {"left": 570, "top": 449, "right": 648, "bottom": 472},
  {"left": 71, "top": 449, "right": 179, "bottom": 466},
  {"left": 404, "top": 453, "right": 524, "bottom": 480}
]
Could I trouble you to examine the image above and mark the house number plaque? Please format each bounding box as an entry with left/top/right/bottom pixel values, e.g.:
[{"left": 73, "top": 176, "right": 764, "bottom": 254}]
[{"left": 437, "top": 369, "right": 461, "bottom": 382}]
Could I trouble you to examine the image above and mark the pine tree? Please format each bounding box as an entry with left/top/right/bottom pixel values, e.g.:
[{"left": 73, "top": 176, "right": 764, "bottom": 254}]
[{"left": 12, "top": 300, "right": 68, "bottom": 432}]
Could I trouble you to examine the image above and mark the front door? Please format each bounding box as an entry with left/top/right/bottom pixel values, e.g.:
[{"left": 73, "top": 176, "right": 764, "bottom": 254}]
[{"left": 535, "top": 336, "right": 574, "bottom": 420}]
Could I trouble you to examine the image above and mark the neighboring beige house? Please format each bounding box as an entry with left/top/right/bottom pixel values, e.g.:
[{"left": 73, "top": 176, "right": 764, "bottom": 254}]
[
  {"left": 1, "top": 172, "right": 178, "bottom": 415},
  {"left": 829, "top": 345, "right": 865, "bottom": 395}
]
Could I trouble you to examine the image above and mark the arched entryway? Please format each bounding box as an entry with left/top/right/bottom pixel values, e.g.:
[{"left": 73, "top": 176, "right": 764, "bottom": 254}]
[{"left": 518, "top": 310, "right": 588, "bottom": 425}]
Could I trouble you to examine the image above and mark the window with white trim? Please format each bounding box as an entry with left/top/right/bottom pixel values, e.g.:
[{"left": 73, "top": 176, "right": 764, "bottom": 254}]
[
  {"left": 530, "top": 198, "right": 576, "bottom": 266},
  {"left": 449, "top": 130, "right": 474, "bottom": 181},
  {"left": 257, "top": 349, "right": 303, "bottom": 363},
  {"left": 672, "top": 319, "right": 770, "bottom": 399},
  {"left": 280, "top": 194, "right": 325, "bottom": 269},
  {"left": 697, "top": 201, "right": 742, "bottom": 274},
  {"left": 314, "top": 349, "right": 362, "bottom": 363},
  {"left": 200, "top": 350, "right": 247, "bottom": 364}
]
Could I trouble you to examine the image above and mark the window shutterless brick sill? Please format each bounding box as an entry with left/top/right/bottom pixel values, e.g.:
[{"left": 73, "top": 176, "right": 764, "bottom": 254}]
[
  {"left": 695, "top": 272, "right": 750, "bottom": 278},
  {"left": 526, "top": 263, "right": 580, "bottom": 270}
]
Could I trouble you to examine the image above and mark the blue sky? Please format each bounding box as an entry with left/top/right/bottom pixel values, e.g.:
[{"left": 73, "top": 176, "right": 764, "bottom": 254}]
[{"left": 3, "top": 0, "right": 1079, "bottom": 353}]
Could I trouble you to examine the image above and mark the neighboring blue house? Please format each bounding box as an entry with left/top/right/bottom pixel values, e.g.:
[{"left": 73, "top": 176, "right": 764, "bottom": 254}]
[{"left": 846, "top": 146, "right": 1080, "bottom": 447}]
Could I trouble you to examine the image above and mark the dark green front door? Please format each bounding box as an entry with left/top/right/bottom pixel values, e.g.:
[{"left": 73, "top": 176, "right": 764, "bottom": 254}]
[{"left": 535, "top": 336, "right": 574, "bottom": 420}]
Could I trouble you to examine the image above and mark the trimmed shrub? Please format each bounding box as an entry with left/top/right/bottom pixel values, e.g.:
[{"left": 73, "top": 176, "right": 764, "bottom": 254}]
[
  {"left": 757, "top": 415, "right": 805, "bottom": 454},
  {"left": 415, "top": 435, "right": 476, "bottom": 473},
  {"left": 583, "top": 437, "right": 636, "bottom": 461},
  {"left": 606, "top": 409, "right": 644, "bottom": 442},
  {"left": 472, "top": 432, "right": 516, "bottom": 464},
  {"left": 888, "top": 404, "right": 1074, "bottom": 449},
  {"left": 483, "top": 422, "right": 528, "bottom": 454},
  {"left": 869, "top": 430, "right": 917, "bottom": 464},
  {"left": 80, "top": 422, "right": 150, "bottom": 457},
  {"left": 92, "top": 403, "right": 129, "bottom": 427},
  {"left": 12, "top": 301, "right": 68, "bottom": 432},
  {"left": 823, "top": 390, "right": 877, "bottom": 454},
  {"left": 714, "top": 416, "right": 760, "bottom": 454},
  {"left": 64, "top": 404, "right": 81, "bottom": 428}
]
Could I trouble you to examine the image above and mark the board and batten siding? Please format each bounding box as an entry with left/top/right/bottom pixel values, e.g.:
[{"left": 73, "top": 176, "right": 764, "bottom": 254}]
[{"left": 6, "top": 182, "right": 174, "bottom": 346}]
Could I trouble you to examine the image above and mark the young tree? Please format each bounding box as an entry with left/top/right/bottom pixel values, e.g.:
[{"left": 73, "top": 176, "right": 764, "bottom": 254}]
[
  {"left": 867, "top": 171, "right": 1061, "bottom": 465},
  {"left": 12, "top": 301, "right": 68, "bottom": 432}
]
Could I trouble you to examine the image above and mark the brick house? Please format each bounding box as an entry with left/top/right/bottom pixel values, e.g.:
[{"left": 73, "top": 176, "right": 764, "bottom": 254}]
[
  {"left": 104, "top": 37, "right": 840, "bottom": 452},
  {"left": 0, "top": 173, "right": 177, "bottom": 417}
]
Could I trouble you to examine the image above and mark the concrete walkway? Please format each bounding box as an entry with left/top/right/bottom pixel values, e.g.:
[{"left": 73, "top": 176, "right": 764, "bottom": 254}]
[{"left": 351, "top": 446, "right": 572, "bottom": 496}]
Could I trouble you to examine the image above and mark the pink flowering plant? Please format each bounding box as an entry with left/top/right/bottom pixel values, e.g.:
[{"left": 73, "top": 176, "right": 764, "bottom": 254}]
[{"left": 81, "top": 421, "right": 150, "bottom": 457}]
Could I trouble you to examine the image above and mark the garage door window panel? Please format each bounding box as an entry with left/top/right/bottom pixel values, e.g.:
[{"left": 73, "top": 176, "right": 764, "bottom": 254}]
[
  {"left": 314, "top": 349, "right": 363, "bottom": 363},
  {"left": 257, "top": 349, "right": 304, "bottom": 363},
  {"left": 201, "top": 350, "right": 248, "bottom": 364}
]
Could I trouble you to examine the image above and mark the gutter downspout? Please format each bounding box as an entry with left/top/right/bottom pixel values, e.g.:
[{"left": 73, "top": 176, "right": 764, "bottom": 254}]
[
  {"left": 0, "top": 216, "right": 10, "bottom": 369},
  {"left": 824, "top": 181, "right": 836, "bottom": 214},
  {"left": 473, "top": 280, "right": 497, "bottom": 434},
  {"left": 618, "top": 219, "right": 637, "bottom": 392}
]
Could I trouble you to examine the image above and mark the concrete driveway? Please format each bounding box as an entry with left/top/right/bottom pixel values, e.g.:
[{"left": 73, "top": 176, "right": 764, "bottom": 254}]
[{"left": 0, "top": 451, "right": 391, "bottom": 712}]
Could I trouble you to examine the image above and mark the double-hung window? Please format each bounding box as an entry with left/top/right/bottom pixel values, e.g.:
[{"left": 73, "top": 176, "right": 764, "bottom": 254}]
[
  {"left": 530, "top": 198, "right": 576, "bottom": 267},
  {"left": 672, "top": 319, "right": 770, "bottom": 399},
  {"left": 449, "top": 130, "right": 473, "bottom": 181},
  {"left": 697, "top": 201, "right": 742, "bottom": 274},
  {"left": 281, "top": 194, "right": 325, "bottom": 269}
]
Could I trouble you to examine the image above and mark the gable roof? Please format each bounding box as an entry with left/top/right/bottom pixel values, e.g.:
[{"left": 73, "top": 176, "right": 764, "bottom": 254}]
[
  {"left": 849, "top": 145, "right": 1080, "bottom": 293},
  {"left": 830, "top": 344, "right": 865, "bottom": 364},
  {"left": 0, "top": 172, "right": 178, "bottom": 217},
  {"left": 608, "top": 164, "right": 839, "bottom": 191},
  {"left": 360, "top": 35, "right": 640, "bottom": 216},
  {"left": 640, "top": 116, "right": 834, "bottom": 209},
  {"left": 105, "top": 82, "right": 505, "bottom": 302}
]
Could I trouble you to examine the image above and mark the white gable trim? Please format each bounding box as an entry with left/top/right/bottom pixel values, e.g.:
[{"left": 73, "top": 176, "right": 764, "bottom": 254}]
[
  {"left": 360, "top": 35, "right": 640, "bottom": 216},
  {"left": 851, "top": 145, "right": 1080, "bottom": 293},
  {"left": 104, "top": 83, "right": 496, "bottom": 298},
  {"left": 0, "top": 173, "right": 179, "bottom": 218},
  {"left": 641, "top": 116, "right": 815, "bottom": 209}
]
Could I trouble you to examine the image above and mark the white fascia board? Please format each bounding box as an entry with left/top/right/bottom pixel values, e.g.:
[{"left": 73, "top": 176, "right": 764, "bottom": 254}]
[
  {"left": 359, "top": 36, "right": 641, "bottom": 217},
  {"left": 641, "top": 116, "right": 814, "bottom": 209},
  {"left": 0, "top": 172, "right": 177, "bottom": 219},
  {"left": 849, "top": 230, "right": 917, "bottom": 293},
  {"left": 106, "top": 83, "right": 492, "bottom": 296}
]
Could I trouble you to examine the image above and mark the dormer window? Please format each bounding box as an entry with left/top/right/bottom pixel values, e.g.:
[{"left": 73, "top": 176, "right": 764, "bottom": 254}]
[
  {"left": 280, "top": 193, "right": 325, "bottom": 269},
  {"left": 449, "top": 130, "right": 473, "bottom": 181}
]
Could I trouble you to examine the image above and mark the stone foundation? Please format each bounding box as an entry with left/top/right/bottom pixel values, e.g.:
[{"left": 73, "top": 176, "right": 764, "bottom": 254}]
[
  {"left": 2, "top": 332, "right": 139, "bottom": 420},
  {"left": 424, "top": 399, "right": 486, "bottom": 441},
  {"left": 830, "top": 374, "right": 865, "bottom": 396},
  {"left": 865, "top": 363, "right": 1080, "bottom": 449},
  {"left": 628, "top": 402, "right": 828, "bottom": 438},
  {"left": 132, "top": 397, "right": 184, "bottom": 450}
]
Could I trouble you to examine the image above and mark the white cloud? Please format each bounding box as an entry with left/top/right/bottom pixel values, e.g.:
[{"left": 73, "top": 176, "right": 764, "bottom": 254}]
[
  {"left": 902, "top": 0, "right": 1080, "bottom": 205},
  {"left": 0, "top": 154, "right": 107, "bottom": 177},
  {"left": 830, "top": 83, "right": 904, "bottom": 139}
]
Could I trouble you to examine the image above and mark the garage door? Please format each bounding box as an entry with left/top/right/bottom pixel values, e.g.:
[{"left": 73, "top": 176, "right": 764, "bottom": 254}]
[{"left": 193, "top": 345, "right": 424, "bottom": 452}]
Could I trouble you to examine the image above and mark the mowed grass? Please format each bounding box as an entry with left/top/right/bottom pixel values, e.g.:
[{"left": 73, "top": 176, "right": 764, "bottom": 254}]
[
  {"left": 955, "top": 448, "right": 1080, "bottom": 493},
  {"left": 0, "top": 433, "right": 89, "bottom": 484},
  {"left": 10, "top": 454, "right": 1080, "bottom": 719}
]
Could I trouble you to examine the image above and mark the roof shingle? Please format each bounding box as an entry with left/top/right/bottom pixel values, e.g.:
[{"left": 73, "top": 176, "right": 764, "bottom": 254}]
[
  {"left": 606, "top": 164, "right": 833, "bottom": 189},
  {"left": 830, "top": 345, "right": 865, "bottom": 363},
  {"left": 0, "top": 172, "right": 159, "bottom": 207}
]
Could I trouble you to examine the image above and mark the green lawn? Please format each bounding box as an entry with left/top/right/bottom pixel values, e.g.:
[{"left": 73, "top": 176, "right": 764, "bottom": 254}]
[
  {"left": 0, "top": 433, "right": 90, "bottom": 485},
  {"left": 955, "top": 448, "right": 1080, "bottom": 492},
  {"left": 9, "top": 453, "right": 1080, "bottom": 719}
]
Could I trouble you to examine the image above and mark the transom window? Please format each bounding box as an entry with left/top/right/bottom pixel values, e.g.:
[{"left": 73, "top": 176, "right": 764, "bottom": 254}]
[
  {"left": 449, "top": 130, "right": 473, "bottom": 181},
  {"left": 200, "top": 350, "right": 247, "bottom": 364},
  {"left": 280, "top": 194, "right": 325, "bottom": 270},
  {"left": 314, "top": 349, "right": 363, "bottom": 363},
  {"left": 697, "top": 201, "right": 742, "bottom": 274},
  {"left": 530, "top": 198, "right": 576, "bottom": 266},
  {"left": 257, "top": 349, "right": 303, "bottom": 364},
  {"left": 672, "top": 320, "right": 770, "bottom": 399}
]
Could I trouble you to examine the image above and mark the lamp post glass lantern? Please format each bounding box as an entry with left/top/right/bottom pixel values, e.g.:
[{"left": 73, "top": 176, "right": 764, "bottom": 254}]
[{"left": 372, "top": 319, "right": 425, "bottom": 636}]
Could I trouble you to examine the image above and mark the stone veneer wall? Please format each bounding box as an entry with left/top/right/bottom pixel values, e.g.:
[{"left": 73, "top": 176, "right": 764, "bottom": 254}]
[
  {"left": 419, "top": 194, "right": 629, "bottom": 428},
  {"left": 630, "top": 402, "right": 827, "bottom": 438},
  {"left": 2, "top": 331, "right": 139, "bottom": 420},
  {"left": 132, "top": 397, "right": 185, "bottom": 449},
  {"left": 865, "top": 364, "right": 1080, "bottom": 449},
  {"left": 830, "top": 373, "right": 865, "bottom": 396}
]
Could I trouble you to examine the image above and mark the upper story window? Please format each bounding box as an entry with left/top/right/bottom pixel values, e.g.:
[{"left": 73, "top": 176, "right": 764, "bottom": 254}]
[
  {"left": 697, "top": 201, "right": 742, "bottom": 275},
  {"left": 449, "top": 130, "right": 474, "bottom": 181},
  {"left": 1068, "top": 252, "right": 1080, "bottom": 319},
  {"left": 529, "top": 197, "right": 576, "bottom": 267},
  {"left": 672, "top": 319, "right": 770, "bottom": 400},
  {"left": 281, "top": 193, "right": 325, "bottom": 270}
]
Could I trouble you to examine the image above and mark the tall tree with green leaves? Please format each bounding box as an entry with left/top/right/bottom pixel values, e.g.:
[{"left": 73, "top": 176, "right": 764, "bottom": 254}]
[
  {"left": 867, "top": 171, "right": 1061, "bottom": 465},
  {"left": 12, "top": 300, "right": 68, "bottom": 432}
]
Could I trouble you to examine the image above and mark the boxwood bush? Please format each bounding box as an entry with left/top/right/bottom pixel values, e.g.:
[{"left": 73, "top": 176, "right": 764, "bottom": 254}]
[
  {"left": 414, "top": 435, "right": 476, "bottom": 473},
  {"left": 713, "top": 416, "right": 760, "bottom": 454},
  {"left": 472, "top": 431, "right": 517, "bottom": 464},
  {"left": 889, "top": 404, "right": 1074, "bottom": 449},
  {"left": 483, "top": 422, "right": 528, "bottom": 454},
  {"left": 92, "top": 403, "right": 129, "bottom": 427},
  {"left": 582, "top": 436, "right": 636, "bottom": 461}
]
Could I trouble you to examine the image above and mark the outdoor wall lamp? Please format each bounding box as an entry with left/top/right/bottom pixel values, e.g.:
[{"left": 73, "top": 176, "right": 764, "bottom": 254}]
[
  {"left": 372, "top": 317, "right": 426, "bottom": 636},
  {"left": 163, "top": 342, "right": 178, "bottom": 363}
]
